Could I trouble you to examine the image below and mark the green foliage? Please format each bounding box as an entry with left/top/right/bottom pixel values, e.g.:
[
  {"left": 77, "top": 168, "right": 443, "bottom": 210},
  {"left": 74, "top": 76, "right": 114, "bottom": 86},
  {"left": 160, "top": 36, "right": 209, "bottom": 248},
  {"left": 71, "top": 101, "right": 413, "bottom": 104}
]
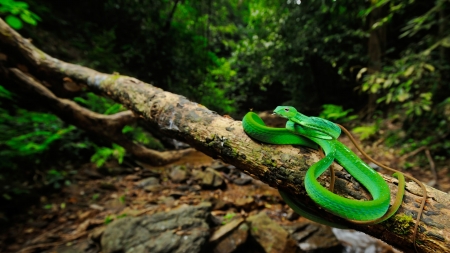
[
  {"left": 74, "top": 92, "right": 125, "bottom": 115},
  {"left": 352, "top": 124, "right": 379, "bottom": 141},
  {"left": 319, "top": 104, "right": 357, "bottom": 123},
  {"left": 0, "top": 106, "right": 74, "bottom": 165},
  {"left": 228, "top": 0, "right": 368, "bottom": 111},
  {"left": 104, "top": 215, "right": 114, "bottom": 225},
  {"left": 44, "top": 169, "right": 72, "bottom": 189},
  {"left": 92, "top": 193, "right": 100, "bottom": 201},
  {"left": 0, "top": 0, "right": 41, "bottom": 29},
  {"left": 361, "top": 55, "right": 436, "bottom": 117},
  {"left": 122, "top": 125, "right": 165, "bottom": 151},
  {"left": 118, "top": 195, "right": 125, "bottom": 204},
  {"left": 90, "top": 143, "right": 125, "bottom": 168},
  {"left": 104, "top": 213, "right": 127, "bottom": 225},
  {"left": 221, "top": 212, "right": 237, "bottom": 225},
  {"left": 0, "top": 84, "right": 13, "bottom": 99},
  {"left": 360, "top": 0, "right": 450, "bottom": 156}
]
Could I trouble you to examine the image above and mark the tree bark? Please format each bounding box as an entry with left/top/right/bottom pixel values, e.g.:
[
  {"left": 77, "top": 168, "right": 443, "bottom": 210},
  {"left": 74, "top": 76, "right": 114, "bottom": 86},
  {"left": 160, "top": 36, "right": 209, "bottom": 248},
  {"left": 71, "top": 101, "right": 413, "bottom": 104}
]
[
  {"left": 366, "top": 2, "right": 387, "bottom": 117},
  {"left": 0, "top": 19, "right": 449, "bottom": 253}
]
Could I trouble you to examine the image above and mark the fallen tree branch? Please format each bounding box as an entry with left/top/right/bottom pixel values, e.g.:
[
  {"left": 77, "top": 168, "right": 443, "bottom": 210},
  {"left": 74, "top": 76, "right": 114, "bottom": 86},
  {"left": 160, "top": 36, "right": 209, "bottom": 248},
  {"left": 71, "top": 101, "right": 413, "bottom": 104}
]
[
  {"left": 1, "top": 18, "right": 449, "bottom": 252},
  {"left": 5, "top": 67, "right": 193, "bottom": 165}
]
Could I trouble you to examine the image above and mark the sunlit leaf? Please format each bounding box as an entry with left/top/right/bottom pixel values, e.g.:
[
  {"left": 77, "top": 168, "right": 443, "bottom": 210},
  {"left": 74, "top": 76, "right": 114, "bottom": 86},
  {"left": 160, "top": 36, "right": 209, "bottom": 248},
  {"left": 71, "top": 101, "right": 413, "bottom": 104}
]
[
  {"left": 423, "top": 64, "right": 435, "bottom": 72},
  {"left": 375, "top": 78, "right": 385, "bottom": 84},
  {"left": 370, "top": 83, "right": 380, "bottom": 93},
  {"left": 404, "top": 66, "right": 414, "bottom": 77},
  {"left": 5, "top": 15, "right": 22, "bottom": 29},
  {"left": 13, "top": 1, "right": 29, "bottom": 9},
  {"left": 383, "top": 79, "right": 392, "bottom": 88},
  {"left": 20, "top": 13, "right": 37, "bottom": 25},
  {"left": 352, "top": 124, "right": 378, "bottom": 141}
]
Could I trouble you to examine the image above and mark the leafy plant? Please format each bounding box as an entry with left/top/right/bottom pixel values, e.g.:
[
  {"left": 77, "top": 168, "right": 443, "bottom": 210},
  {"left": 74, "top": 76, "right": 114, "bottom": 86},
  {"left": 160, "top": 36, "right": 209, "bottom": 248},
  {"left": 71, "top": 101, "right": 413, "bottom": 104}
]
[
  {"left": 0, "top": 0, "right": 41, "bottom": 29},
  {"left": 221, "top": 212, "right": 237, "bottom": 225},
  {"left": 44, "top": 169, "right": 72, "bottom": 189},
  {"left": 90, "top": 143, "right": 125, "bottom": 168},
  {"left": 122, "top": 125, "right": 165, "bottom": 151},
  {"left": 92, "top": 193, "right": 100, "bottom": 201},
  {"left": 104, "top": 213, "right": 127, "bottom": 225},
  {"left": 352, "top": 124, "right": 379, "bottom": 141},
  {"left": 104, "top": 215, "right": 114, "bottom": 225},
  {"left": 319, "top": 104, "right": 357, "bottom": 123},
  {"left": 361, "top": 56, "right": 436, "bottom": 117},
  {"left": 358, "top": 0, "right": 450, "bottom": 157},
  {"left": 118, "top": 195, "right": 125, "bottom": 204},
  {"left": 0, "top": 106, "right": 75, "bottom": 167},
  {"left": 74, "top": 92, "right": 125, "bottom": 115}
]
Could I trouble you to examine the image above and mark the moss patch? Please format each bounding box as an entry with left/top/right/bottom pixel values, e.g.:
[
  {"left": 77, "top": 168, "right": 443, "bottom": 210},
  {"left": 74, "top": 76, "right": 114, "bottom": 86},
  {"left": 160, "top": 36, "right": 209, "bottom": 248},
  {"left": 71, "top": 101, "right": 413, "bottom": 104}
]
[{"left": 387, "top": 214, "right": 414, "bottom": 235}]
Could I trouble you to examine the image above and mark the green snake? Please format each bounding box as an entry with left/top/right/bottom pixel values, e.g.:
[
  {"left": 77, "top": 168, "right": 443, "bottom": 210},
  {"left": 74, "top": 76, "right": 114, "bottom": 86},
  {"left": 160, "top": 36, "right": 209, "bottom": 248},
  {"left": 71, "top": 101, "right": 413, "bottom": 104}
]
[{"left": 242, "top": 106, "right": 426, "bottom": 250}]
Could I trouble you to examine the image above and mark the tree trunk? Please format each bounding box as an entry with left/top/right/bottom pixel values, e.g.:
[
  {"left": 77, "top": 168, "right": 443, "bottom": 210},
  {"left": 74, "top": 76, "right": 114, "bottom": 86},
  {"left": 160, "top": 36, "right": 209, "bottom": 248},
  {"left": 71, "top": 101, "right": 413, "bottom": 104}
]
[
  {"left": 366, "top": 2, "right": 387, "bottom": 117},
  {"left": 0, "top": 19, "right": 449, "bottom": 253}
]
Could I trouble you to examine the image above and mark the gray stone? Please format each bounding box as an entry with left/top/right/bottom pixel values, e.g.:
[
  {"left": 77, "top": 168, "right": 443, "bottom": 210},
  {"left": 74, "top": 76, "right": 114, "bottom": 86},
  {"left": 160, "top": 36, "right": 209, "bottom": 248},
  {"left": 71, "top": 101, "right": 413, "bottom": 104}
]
[
  {"left": 247, "top": 212, "right": 300, "bottom": 253},
  {"left": 169, "top": 166, "right": 189, "bottom": 183},
  {"left": 201, "top": 168, "right": 224, "bottom": 188},
  {"left": 212, "top": 222, "right": 249, "bottom": 253},
  {"left": 101, "top": 202, "right": 212, "bottom": 253},
  {"left": 136, "top": 177, "right": 160, "bottom": 188}
]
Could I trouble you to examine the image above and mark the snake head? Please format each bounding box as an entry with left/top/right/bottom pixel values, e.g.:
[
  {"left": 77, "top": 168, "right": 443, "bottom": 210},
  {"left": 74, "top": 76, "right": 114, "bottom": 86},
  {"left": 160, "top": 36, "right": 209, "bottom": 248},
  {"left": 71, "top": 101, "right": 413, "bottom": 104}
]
[{"left": 273, "top": 106, "right": 298, "bottom": 119}]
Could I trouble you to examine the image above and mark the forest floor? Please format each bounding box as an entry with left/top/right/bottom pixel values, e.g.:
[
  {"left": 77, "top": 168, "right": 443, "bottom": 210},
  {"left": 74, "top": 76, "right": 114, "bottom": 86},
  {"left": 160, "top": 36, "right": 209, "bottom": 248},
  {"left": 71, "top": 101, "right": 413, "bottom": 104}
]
[{"left": 1, "top": 115, "right": 449, "bottom": 253}]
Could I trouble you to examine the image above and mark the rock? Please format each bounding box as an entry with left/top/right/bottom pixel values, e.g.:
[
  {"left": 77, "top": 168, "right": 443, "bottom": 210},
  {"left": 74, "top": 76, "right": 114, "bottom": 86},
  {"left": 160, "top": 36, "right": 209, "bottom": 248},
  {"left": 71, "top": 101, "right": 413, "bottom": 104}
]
[
  {"left": 212, "top": 223, "right": 249, "bottom": 253},
  {"left": 88, "top": 226, "right": 106, "bottom": 243},
  {"left": 209, "top": 161, "right": 228, "bottom": 170},
  {"left": 285, "top": 208, "right": 300, "bottom": 221},
  {"left": 201, "top": 168, "right": 224, "bottom": 188},
  {"left": 192, "top": 169, "right": 205, "bottom": 181},
  {"left": 246, "top": 212, "right": 299, "bottom": 253},
  {"left": 169, "top": 165, "right": 189, "bottom": 183},
  {"left": 281, "top": 222, "right": 309, "bottom": 235},
  {"left": 144, "top": 184, "right": 162, "bottom": 193},
  {"left": 293, "top": 223, "right": 341, "bottom": 252},
  {"left": 190, "top": 185, "right": 202, "bottom": 191},
  {"left": 212, "top": 199, "right": 228, "bottom": 210},
  {"left": 234, "top": 196, "right": 255, "bottom": 211},
  {"left": 210, "top": 217, "right": 245, "bottom": 242},
  {"left": 124, "top": 175, "right": 140, "bottom": 181},
  {"left": 136, "top": 177, "right": 160, "bottom": 188},
  {"left": 331, "top": 228, "right": 397, "bottom": 253},
  {"left": 176, "top": 185, "right": 190, "bottom": 191},
  {"left": 89, "top": 204, "right": 105, "bottom": 211},
  {"left": 103, "top": 198, "right": 126, "bottom": 211},
  {"left": 101, "top": 202, "right": 211, "bottom": 253},
  {"left": 233, "top": 175, "right": 252, "bottom": 185},
  {"left": 159, "top": 196, "right": 175, "bottom": 206}
]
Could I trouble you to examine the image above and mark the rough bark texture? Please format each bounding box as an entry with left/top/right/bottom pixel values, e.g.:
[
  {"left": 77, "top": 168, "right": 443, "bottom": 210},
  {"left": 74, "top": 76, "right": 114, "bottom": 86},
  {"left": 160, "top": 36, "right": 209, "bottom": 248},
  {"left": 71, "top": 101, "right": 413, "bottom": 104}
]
[
  {"left": 0, "top": 19, "right": 449, "bottom": 253},
  {"left": 366, "top": 3, "right": 387, "bottom": 117}
]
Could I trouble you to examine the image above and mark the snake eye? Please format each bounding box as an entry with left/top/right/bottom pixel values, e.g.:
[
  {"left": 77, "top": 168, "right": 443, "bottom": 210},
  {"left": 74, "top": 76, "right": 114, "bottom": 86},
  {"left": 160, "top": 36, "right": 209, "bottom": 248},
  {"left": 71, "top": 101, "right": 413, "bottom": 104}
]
[{"left": 284, "top": 108, "right": 289, "bottom": 112}]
